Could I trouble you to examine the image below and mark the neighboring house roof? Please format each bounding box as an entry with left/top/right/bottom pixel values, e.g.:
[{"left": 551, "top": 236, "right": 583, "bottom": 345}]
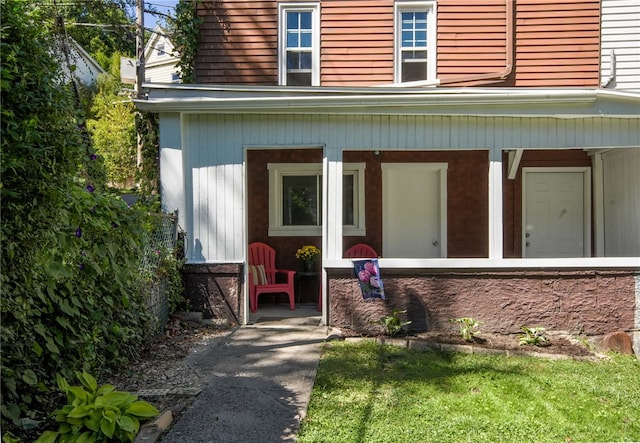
[
  {"left": 53, "top": 35, "right": 105, "bottom": 87},
  {"left": 144, "top": 26, "right": 181, "bottom": 83}
]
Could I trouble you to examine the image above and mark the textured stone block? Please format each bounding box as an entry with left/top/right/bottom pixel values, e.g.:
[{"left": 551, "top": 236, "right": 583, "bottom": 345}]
[{"left": 597, "top": 331, "right": 634, "bottom": 355}]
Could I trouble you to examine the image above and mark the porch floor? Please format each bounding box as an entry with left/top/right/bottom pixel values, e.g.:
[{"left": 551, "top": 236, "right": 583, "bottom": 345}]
[{"left": 248, "top": 303, "right": 321, "bottom": 325}]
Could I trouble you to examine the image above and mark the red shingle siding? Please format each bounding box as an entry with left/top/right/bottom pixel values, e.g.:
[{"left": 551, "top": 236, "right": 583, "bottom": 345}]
[
  {"left": 437, "top": 0, "right": 509, "bottom": 81},
  {"left": 195, "top": 0, "right": 601, "bottom": 87},
  {"left": 195, "top": 1, "right": 279, "bottom": 84},
  {"left": 514, "top": 0, "right": 601, "bottom": 87},
  {"left": 321, "top": 1, "right": 395, "bottom": 86}
]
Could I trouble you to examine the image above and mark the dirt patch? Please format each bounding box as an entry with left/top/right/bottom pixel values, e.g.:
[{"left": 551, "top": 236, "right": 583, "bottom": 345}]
[
  {"left": 339, "top": 329, "right": 598, "bottom": 358},
  {"left": 103, "top": 317, "right": 233, "bottom": 420},
  {"left": 412, "top": 331, "right": 596, "bottom": 357}
]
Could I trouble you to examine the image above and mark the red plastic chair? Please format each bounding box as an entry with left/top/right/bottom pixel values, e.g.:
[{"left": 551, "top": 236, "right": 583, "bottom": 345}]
[
  {"left": 344, "top": 243, "right": 378, "bottom": 258},
  {"left": 248, "top": 242, "right": 296, "bottom": 313}
]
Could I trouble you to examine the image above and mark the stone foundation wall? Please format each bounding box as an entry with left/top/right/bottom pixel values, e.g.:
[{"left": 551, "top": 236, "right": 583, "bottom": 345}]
[
  {"left": 182, "top": 264, "right": 244, "bottom": 325},
  {"left": 327, "top": 269, "right": 637, "bottom": 337}
]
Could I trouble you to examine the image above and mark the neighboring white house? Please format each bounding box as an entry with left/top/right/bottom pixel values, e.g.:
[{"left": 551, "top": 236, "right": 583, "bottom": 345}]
[
  {"left": 144, "top": 26, "right": 181, "bottom": 83},
  {"left": 53, "top": 36, "right": 105, "bottom": 87},
  {"left": 600, "top": 0, "right": 640, "bottom": 91}
]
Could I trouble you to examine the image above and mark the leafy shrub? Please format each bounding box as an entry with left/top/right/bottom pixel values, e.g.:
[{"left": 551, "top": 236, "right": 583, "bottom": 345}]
[
  {"left": 35, "top": 371, "right": 158, "bottom": 443},
  {"left": 450, "top": 317, "right": 481, "bottom": 342},
  {"left": 518, "top": 326, "right": 549, "bottom": 347},
  {"left": 0, "top": 3, "right": 159, "bottom": 440},
  {"left": 375, "top": 309, "right": 412, "bottom": 337}
]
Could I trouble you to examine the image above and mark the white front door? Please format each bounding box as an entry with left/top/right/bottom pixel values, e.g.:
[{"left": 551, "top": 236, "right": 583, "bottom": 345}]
[
  {"left": 523, "top": 168, "right": 591, "bottom": 258},
  {"left": 382, "top": 163, "right": 447, "bottom": 258}
]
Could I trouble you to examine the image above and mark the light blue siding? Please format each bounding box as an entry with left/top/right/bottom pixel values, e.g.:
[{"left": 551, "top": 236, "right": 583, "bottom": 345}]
[{"left": 180, "top": 113, "right": 639, "bottom": 262}]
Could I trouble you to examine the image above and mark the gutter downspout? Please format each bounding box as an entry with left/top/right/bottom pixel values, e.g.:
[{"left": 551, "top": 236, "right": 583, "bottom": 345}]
[
  {"left": 601, "top": 49, "right": 616, "bottom": 88},
  {"left": 437, "top": 0, "right": 514, "bottom": 86}
]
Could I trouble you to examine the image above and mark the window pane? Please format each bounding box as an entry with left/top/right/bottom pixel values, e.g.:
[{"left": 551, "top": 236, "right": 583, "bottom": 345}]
[
  {"left": 343, "top": 174, "right": 355, "bottom": 226},
  {"left": 401, "top": 11, "right": 429, "bottom": 49},
  {"left": 300, "top": 31, "right": 312, "bottom": 48},
  {"left": 288, "top": 32, "right": 299, "bottom": 48},
  {"left": 287, "top": 12, "right": 299, "bottom": 30},
  {"left": 402, "top": 31, "right": 413, "bottom": 46},
  {"left": 414, "top": 12, "right": 427, "bottom": 25},
  {"left": 287, "top": 72, "right": 312, "bottom": 86},
  {"left": 287, "top": 52, "right": 299, "bottom": 69},
  {"left": 300, "top": 11, "right": 312, "bottom": 29},
  {"left": 402, "top": 60, "right": 427, "bottom": 82},
  {"left": 402, "top": 50, "right": 427, "bottom": 61},
  {"left": 300, "top": 52, "right": 312, "bottom": 69},
  {"left": 283, "top": 176, "right": 318, "bottom": 225},
  {"left": 401, "top": 12, "right": 413, "bottom": 28}
]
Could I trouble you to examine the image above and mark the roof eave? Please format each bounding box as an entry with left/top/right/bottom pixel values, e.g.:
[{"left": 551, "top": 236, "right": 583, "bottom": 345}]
[{"left": 134, "top": 85, "right": 640, "bottom": 118}]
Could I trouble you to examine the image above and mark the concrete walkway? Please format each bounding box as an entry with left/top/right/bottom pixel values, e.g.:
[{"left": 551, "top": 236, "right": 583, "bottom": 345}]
[{"left": 159, "top": 305, "right": 329, "bottom": 443}]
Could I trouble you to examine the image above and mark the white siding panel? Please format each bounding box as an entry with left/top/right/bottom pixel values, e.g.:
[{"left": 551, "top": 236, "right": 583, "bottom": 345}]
[
  {"left": 145, "top": 63, "right": 180, "bottom": 83},
  {"left": 603, "top": 148, "right": 640, "bottom": 256},
  {"left": 180, "top": 113, "right": 639, "bottom": 263},
  {"left": 601, "top": 0, "right": 640, "bottom": 91},
  {"left": 183, "top": 115, "right": 246, "bottom": 262}
]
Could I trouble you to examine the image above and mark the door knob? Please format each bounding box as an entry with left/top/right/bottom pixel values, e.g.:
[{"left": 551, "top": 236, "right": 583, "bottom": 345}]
[
  {"left": 432, "top": 240, "right": 439, "bottom": 246},
  {"left": 526, "top": 241, "right": 530, "bottom": 247}
]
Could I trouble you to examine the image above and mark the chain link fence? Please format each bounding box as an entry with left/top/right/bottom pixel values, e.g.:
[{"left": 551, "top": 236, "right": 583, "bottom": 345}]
[{"left": 140, "top": 211, "right": 180, "bottom": 338}]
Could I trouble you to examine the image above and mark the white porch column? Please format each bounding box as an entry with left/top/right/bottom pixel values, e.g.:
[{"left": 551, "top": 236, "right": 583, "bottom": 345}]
[
  {"left": 592, "top": 153, "right": 605, "bottom": 257},
  {"left": 489, "top": 147, "right": 504, "bottom": 259},
  {"left": 321, "top": 146, "right": 342, "bottom": 324}
]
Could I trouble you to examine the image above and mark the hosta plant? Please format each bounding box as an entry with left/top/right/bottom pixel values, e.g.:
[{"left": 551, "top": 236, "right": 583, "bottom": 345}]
[
  {"left": 518, "top": 326, "right": 549, "bottom": 347},
  {"left": 376, "top": 309, "right": 412, "bottom": 337},
  {"left": 35, "top": 371, "right": 158, "bottom": 443},
  {"left": 451, "top": 317, "right": 481, "bottom": 342}
]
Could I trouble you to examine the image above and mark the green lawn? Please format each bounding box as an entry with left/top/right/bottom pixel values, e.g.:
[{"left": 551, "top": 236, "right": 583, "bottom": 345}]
[{"left": 298, "top": 341, "right": 640, "bottom": 443}]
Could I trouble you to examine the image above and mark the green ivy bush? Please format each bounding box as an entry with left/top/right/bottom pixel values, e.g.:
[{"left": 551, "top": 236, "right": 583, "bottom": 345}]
[
  {"left": 168, "top": 0, "right": 203, "bottom": 83},
  {"left": 0, "top": 3, "right": 159, "bottom": 440}
]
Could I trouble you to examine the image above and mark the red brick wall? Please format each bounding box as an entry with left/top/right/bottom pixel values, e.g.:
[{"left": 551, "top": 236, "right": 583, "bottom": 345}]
[
  {"left": 248, "top": 149, "right": 489, "bottom": 264},
  {"left": 247, "top": 148, "right": 323, "bottom": 274}
]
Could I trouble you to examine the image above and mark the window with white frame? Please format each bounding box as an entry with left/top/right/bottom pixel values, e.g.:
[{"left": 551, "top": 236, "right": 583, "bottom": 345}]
[
  {"left": 278, "top": 3, "right": 320, "bottom": 86},
  {"left": 268, "top": 163, "right": 366, "bottom": 236},
  {"left": 395, "top": 2, "right": 436, "bottom": 83},
  {"left": 157, "top": 43, "right": 165, "bottom": 57}
]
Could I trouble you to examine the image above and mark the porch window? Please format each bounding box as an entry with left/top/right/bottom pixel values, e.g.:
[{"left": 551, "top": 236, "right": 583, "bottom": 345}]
[
  {"left": 268, "top": 163, "right": 365, "bottom": 236},
  {"left": 394, "top": 2, "right": 437, "bottom": 84},
  {"left": 278, "top": 3, "right": 320, "bottom": 86}
]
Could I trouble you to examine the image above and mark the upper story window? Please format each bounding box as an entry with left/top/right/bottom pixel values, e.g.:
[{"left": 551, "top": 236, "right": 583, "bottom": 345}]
[
  {"left": 395, "top": 2, "right": 437, "bottom": 84},
  {"left": 278, "top": 3, "right": 320, "bottom": 86},
  {"left": 156, "top": 43, "right": 165, "bottom": 57}
]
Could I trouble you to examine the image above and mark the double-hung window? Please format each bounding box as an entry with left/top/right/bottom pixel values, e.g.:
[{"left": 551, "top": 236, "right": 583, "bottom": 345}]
[
  {"left": 268, "top": 163, "right": 366, "bottom": 236},
  {"left": 395, "top": 2, "right": 436, "bottom": 84},
  {"left": 279, "top": 3, "right": 320, "bottom": 86}
]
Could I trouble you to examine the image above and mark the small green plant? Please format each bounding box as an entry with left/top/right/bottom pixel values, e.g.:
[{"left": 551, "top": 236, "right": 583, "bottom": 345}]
[
  {"left": 451, "top": 317, "right": 481, "bottom": 342},
  {"left": 375, "top": 309, "right": 412, "bottom": 337},
  {"left": 518, "top": 326, "right": 549, "bottom": 347},
  {"left": 35, "top": 371, "right": 159, "bottom": 443}
]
